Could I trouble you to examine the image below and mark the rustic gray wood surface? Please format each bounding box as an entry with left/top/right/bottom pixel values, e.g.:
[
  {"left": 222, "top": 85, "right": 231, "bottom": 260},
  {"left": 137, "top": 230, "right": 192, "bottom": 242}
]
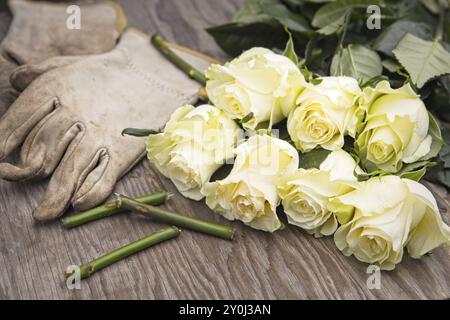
[{"left": 0, "top": 0, "right": 449, "bottom": 300}]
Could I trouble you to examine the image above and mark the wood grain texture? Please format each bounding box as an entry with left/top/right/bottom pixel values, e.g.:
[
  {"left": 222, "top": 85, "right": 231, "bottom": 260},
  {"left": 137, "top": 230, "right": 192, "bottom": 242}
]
[{"left": 0, "top": 0, "right": 449, "bottom": 300}]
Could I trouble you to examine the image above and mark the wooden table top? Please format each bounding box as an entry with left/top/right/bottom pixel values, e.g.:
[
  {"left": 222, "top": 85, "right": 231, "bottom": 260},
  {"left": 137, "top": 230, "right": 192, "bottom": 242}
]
[{"left": 0, "top": 0, "right": 449, "bottom": 300}]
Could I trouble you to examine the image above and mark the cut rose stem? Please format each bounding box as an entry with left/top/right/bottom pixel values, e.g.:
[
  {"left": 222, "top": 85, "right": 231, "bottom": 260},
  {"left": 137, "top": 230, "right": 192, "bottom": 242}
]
[
  {"left": 64, "top": 226, "right": 181, "bottom": 280},
  {"left": 61, "top": 192, "right": 170, "bottom": 228},
  {"left": 115, "top": 194, "right": 235, "bottom": 241},
  {"left": 151, "top": 34, "right": 207, "bottom": 85}
]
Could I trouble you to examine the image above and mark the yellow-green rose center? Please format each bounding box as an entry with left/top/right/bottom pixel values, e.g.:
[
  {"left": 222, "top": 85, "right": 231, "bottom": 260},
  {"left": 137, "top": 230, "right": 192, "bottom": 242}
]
[
  {"left": 355, "top": 234, "right": 389, "bottom": 263},
  {"left": 293, "top": 198, "right": 315, "bottom": 216},
  {"left": 308, "top": 121, "right": 330, "bottom": 139},
  {"left": 224, "top": 96, "right": 246, "bottom": 118},
  {"left": 234, "top": 195, "right": 261, "bottom": 222},
  {"left": 300, "top": 109, "right": 335, "bottom": 142},
  {"left": 368, "top": 141, "right": 394, "bottom": 163}
]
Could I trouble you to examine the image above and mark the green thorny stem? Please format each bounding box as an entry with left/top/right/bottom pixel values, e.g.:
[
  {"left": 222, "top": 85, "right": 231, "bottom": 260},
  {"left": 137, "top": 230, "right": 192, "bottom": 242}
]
[
  {"left": 61, "top": 192, "right": 170, "bottom": 228},
  {"left": 332, "top": 9, "right": 353, "bottom": 74},
  {"left": 115, "top": 194, "right": 235, "bottom": 240},
  {"left": 151, "top": 34, "right": 207, "bottom": 85},
  {"left": 338, "top": 9, "right": 352, "bottom": 49},
  {"left": 64, "top": 227, "right": 180, "bottom": 279}
]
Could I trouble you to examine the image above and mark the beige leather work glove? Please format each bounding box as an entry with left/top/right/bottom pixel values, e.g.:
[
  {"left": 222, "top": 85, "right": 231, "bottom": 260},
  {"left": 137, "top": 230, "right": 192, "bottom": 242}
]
[
  {"left": 0, "top": 29, "right": 211, "bottom": 221},
  {"left": 0, "top": 0, "right": 127, "bottom": 116}
]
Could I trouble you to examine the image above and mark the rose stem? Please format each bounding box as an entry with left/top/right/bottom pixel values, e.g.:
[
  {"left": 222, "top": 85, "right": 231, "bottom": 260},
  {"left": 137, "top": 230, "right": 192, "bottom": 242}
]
[
  {"left": 61, "top": 192, "right": 170, "bottom": 229},
  {"left": 115, "top": 194, "right": 235, "bottom": 241},
  {"left": 151, "top": 34, "right": 207, "bottom": 85},
  {"left": 64, "top": 226, "right": 181, "bottom": 280}
]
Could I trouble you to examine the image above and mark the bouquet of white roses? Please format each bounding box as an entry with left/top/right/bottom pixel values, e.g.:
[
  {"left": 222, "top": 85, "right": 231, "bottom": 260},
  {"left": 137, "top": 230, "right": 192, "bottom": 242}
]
[
  {"left": 139, "top": 35, "right": 450, "bottom": 270},
  {"left": 141, "top": 43, "right": 450, "bottom": 271}
]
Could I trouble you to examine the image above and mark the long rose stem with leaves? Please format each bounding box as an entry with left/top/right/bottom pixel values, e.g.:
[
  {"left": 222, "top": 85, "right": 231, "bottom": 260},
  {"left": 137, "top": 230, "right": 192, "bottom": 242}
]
[
  {"left": 151, "top": 34, "right": 207, "bottom": 85},
  {"left": 65, "top": 226, "right": 180, "bottom": 279},
  {"left": 115, "top": 194, "right": 235, "bottom": 240},
  {"left": 62, "top": 192, "right": 170, "bottom": 228}
]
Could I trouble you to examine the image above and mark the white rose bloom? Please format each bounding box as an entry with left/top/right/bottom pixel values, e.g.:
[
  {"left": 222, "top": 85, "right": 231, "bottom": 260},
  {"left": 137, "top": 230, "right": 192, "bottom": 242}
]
[
  {"left": 201, "top": 134, "right": 299, "bottom": 232},
  {"left": 332, "top": 175, "right": 450, "bottom": 270},
  {"left": 287, "top": 76, "right": 362, "bottom": 152},
  {"left": 147, "top": 104, "right": 241, "bottom": 200},
  {"left": 278, "top": 149, "right": 360, "bottom": 237},
  {"left": 206, "top": 47, "right": 305, "bottom": 130},
  {"left": 356, "top": 81, "right": 432, "bottom": 173}
]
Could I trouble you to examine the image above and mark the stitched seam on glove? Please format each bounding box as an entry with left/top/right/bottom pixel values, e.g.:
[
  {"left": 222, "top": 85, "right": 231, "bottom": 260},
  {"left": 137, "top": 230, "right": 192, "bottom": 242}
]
[{"left": 122, "top": 49, "right": 192, "bottom": 104}]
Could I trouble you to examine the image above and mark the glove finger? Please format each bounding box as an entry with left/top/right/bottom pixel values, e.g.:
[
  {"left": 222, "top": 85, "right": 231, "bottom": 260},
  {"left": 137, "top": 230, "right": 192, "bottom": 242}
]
[
  {"left": 71, "top": 151, "right": 113, "bottom": 212},
  {"left": 33, "top": 140, "right": 108, "bottom": 221},
  {"left": 0, "top": 109, "right": 82, "bottom": 180},
  {"left": 0, "top": 79, "right": 58, "bottom": 160},
  {"left": 72, "top": 142, "right": 146, "bottom": 211},
  {"left": 0, "top": 88, "right": 18, "bottom": 118},
  {"left": 10, "top": 56, "right": 86, "bottom": 92}
]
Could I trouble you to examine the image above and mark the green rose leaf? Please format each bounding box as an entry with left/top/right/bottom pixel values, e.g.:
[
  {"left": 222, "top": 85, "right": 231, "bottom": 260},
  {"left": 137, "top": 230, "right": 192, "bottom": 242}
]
[
  {"left": 316, "top": 12, "right": 348, "bottom": 35},
  {"left": 425, "top": 127, "right": 450, "bottom": 189},
  {"left": 261, "top": 2, "right": 311, "bottom": 33},
  {"left": 426, "top": 75, "right": 450, "bottom": 121},
  {"left": 231, "top": 0, "right": 311, "bottom": 33},
  {"left": 352, "top": 166, "right": 386, "bottom": 182},
  {"left": 304, "top": 37, "right": 340, "bottom": 75},
  {"left": 283, "top": 28, "right": 299, "bottom": 65},
  {"left": 422, "top": 112, "right": 444, "bottom": 161},
  {"left": 352, "top": 157, "right": 435, "bottom": 183},
  {"left": 420, "top": 0, "right": 443, "bottom": 14},
  {"left": 373, "top": 20, "right": 433, "bottom": 57},
  {"left": 207, "top": 21, "right": 288, "bottom": 57},
  {"left": 233, "top": 0, "right": 272, "bottom": 23},
  {"left": 382, "top": 59, "right": 402, "bottom": 73},
  {"left": 298, "top": 148, "right": 332, "bottom": 169},
  {"left": 399, "top": 168, "right": 427, "bottom": 181},
  {"left": 207, "top": 0, "right": 312, "bottom": 56},
  {"left": 398, "top": 160, "right": 437, "bottom": 181},
  {"left": 393, "top": 33, "right": 450, "bottom": 88},
  {"left": 396, "top": 0, "right": 437, "bottom": 26},
  {"left": 234, "top": 0, "right": 311, "bottom": 32},
  {"left": 330, "top": 44, "right": 383, "bottom": 84},
  {"left": 312, "top": 0, "right": 384, "bottom": 31}
]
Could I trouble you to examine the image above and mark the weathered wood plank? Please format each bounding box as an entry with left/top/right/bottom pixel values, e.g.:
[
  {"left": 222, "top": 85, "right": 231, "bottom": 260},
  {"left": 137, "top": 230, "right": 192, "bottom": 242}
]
[{"left": 0, "top": 0, "right": 449, "bottom": 300}]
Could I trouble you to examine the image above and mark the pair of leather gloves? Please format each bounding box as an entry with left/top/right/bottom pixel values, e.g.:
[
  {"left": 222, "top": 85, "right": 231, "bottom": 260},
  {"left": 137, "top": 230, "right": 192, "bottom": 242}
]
[{"left": 0, "top": 0, "right": 211, "bottom": 221}]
